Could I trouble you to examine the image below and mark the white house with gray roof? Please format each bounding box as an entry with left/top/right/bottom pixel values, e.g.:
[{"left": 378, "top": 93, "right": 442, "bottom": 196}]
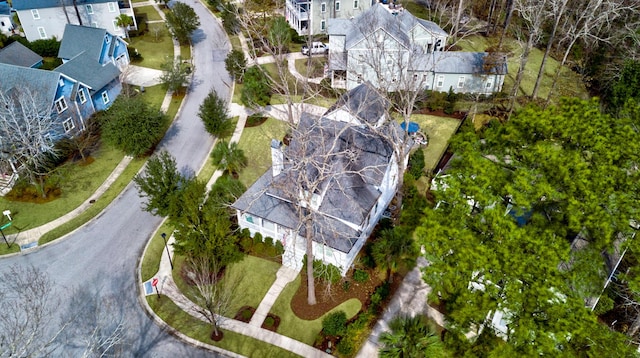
[
  {"left": 12, "top": 0, "right": 136, "bottom": 42},
  {"left": 286, "top": 0, "right": 373, "bottom": 36},
  {"left": 328, "top": 3, "right": 507, "bottom": 93},
  {"left": 232, "top": 83, "right": 405, "bottom": 275}
]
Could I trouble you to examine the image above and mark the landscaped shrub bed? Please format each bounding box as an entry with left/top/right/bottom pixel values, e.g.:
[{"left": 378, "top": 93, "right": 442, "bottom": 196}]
[
  {"left": 261, "top": 313, "right": 281, "bottom": 332},
  {"left": 234, "top": 306, "right": 255, "bottom": 322}
]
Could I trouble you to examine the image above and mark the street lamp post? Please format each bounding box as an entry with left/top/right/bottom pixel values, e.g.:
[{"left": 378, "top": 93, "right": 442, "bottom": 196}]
[{"left": 161, "top": 232, "right": 173, "bottom": 270}]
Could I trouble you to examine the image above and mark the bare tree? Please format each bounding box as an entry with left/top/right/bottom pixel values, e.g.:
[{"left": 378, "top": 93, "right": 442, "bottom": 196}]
[
  {"left": 0, "top": 87, "right": 60, "bottom": 197},
  {"left": 531, "top": 0, "right": 569, "bottom": 99},
  {"left": 545, "top": 0, "right": 640, "bottom": 105},
  {"left": 0, "top": 265, "right": 65, "bottom": 357},
  {"left": 186, "top": 257, "right": 241, "bottom": 338},
  {"left": 507, "top": 0, "right": 548, "bottom": 115}
]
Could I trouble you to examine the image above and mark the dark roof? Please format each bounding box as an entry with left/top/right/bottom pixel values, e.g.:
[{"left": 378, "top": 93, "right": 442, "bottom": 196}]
[
  {"left": 55, "top": 52, "right": 120, "bottom": 93},
  {"left": 233, "top": 84, "right": 398, "bottom": 253},
  {"left": 58, "top": 25, "right": 108, "bottom": 62},
  {"left": 0, "top": 63, "right": 61, "bottom": 106},
  {"left": 12, "top": 0, "right": 113, "bottom": 10},
  {"left": 325, "top": 82, "right": 389, "bottom": 124},
  {"left": 0, "top": 42, "right": 43, "bottom": 68}
]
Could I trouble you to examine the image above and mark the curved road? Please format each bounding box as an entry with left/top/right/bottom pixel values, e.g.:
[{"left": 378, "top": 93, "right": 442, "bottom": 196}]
[{"left": 0, "top": 0, "right": 231, "bottom": 356}]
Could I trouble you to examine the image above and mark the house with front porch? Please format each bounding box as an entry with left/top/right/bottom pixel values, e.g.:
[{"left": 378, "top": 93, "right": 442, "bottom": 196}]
[
  {"left": 232, "top": 83, "right": 406, "bottom": 275},
  {"left": 12, "top": 0, "right": 136, "bottom": 41},
  {"left": 286, "top": 0, "right": 373, "bottom": 36},
  {"left": 328, "top": 3, "right": 507, "bottom": 93}
]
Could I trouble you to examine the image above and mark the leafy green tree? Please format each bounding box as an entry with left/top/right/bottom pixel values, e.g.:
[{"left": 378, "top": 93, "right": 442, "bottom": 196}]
[
  {"left": 224, "top": 49, "right": 247, "bottom": 83},
  {"left": 322, "top": 311, "right": 347, "bottom": 337},
  {"left": 240, "top": 66, "right": 270, "bottom": 107},
  {"left": 379, "top": 315, "right": 445, "bottom": 358},
  {"left": 407, "top": 149, "right": 425, "bottom": 179},
  {"left": 198, "top": 90, "right": 233, "bottom": 137},
  {"left": 115, "top": 14, "right": 134, "bottom": 39},
  {"left": 210, "top": 141, "right": 248, "bottom": 176},
  {"left": 165, "top": 2, "right": 200, "bottom": 45},
  {"left": 208, "top": 175, "right": 246, "bottom": 208},
  {"left": 99, "top": 96, "right": 167, "bottom": 157},
  {"left": 133, "top": 151, "right": 185, "bottom": 217},
  {"left": 418, "top": 98, "right": 640, "bottom": 355},
  {"left": 170, "top": 178, "right": 243, "bottom": 269},
  {"left": 220, "top": 2, "right": 240, "bottom": 35},
  {"left": 268, "top": 16, "right": 291, "bottom": 54},
  {"left": 160, "top": 56, "right": 191, "bottom": 94},
  {"left": 371, "top": 227, "right": 417, "bottom": 283},
  {"left": 607, "top": 60, "right": 640, "bottom": 114}
]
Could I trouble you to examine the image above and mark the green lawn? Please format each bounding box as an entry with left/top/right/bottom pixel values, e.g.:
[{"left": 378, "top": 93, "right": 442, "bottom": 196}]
[
  {"left": 140, "top": 223, "right": 173, "bottom": 281},
  {"left": 0, "top": 145, "right": 123, "bottom": 237},
  {"left": 410, "top": 114, "right": 462, "bottom": 172},
  {"left": 269, "top": 275, "right": 362, "bottom": 345},
  {"left": 128, "top": 23, "right": 173, "bottom": 70},
  {"left": 172, "top": 254, "right": 280, "bottom": 315},
  {"left": 134, "top": 5, "right": 164, "bottom": 21},
  {"left": 456, "top": 35, "right": 588, "bottom": 101},
  {"left": 147, "top": 296, "right": 301, "bottom": 358},
  {"left": 294, "top": 58, "right": 326, "bottom": 78},
  {"left": 236, "top": 118, "right": 289, "bottom": 187}
]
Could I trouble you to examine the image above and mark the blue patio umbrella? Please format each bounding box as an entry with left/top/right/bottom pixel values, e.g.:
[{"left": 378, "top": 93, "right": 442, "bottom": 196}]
[{"left": 400, "top": 121, "right": 420, "bottom": 134}]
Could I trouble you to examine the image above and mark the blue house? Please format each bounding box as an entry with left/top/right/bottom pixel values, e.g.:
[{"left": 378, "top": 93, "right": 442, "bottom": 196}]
[{"left": 0, "top": 25, "right": 128, "bottom": 187}]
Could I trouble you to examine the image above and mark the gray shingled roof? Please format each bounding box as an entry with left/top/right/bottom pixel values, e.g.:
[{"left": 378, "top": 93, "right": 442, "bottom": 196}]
[
  {"left": 325, "top": 82, "right": 389, "bottom": 125},
  {"left": 12, "top": 0, "right": 112, "bottom": 10},
  {"left": 0, "top": 42, "right": 43, "bottom": 68},
  {"left": 429, "top": 52, "right": 508, "bottom": 75},
  {"left": 58, "top": 25, "right": 108, "bottom": 62},
  {"left": 0, "top": 63, "right": 60, "bottom": 107},
  {"left": 327, "top": 18, "right": 351, "bottom": 36},
  {"left": 345, "top": 4, "right": 411, "bottom": 50},
  {"left": 55, "top": 52, "right": 120, "bottom": 93},
  {"left": 233, "top": 85, "right": 398, "bottom": 253}
]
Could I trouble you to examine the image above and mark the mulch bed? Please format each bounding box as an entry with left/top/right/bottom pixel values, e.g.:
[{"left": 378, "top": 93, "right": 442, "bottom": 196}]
[
  {"left": 261, "top": 313, "right": 281, "bottom": 332},
  {"left": 290, "top": 270, "right": 384, "bottom": 320},
  {"left": 234, "top": 306, "right": 255, "bottom": 323}
]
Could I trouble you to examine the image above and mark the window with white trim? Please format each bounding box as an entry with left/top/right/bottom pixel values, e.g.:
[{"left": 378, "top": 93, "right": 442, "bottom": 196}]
[
  {"left": 335, "top": 1, "right": 340, "bottom": 11},
  {"left": 356, "top": 73, "right": 363, "bottom": 83},
  {"left": 105, "top": 34, "right": 111, "bottom": 44},
  {"left": 102, "top": 91, "right": 110, "bottom": 104},
  {"left": 321, "top": 2, "right": 326, "bottom": 12},
  {"left": 38, "top": 27, "right": 46, "bottom": 39},
  {"left": 55, "top": 97, "right": 68, "bottom": 113},
  {"left": 92, "top": 21, "right": 98, "bottom": 28},
  {"left": 86, "top": 4, "right": 94, "bottom": 14},
  {"left": 486, "top": 79, "right": 494, "bottom": 89},
  {"left": 354, "top": 0, "right": 359, "bottom": 8},
  {"left": 31, "top": 9, "right": 40, "bottom": 19},
  {"left": 457, "top": 76, "right": 465, "bottom": 88},
  {"left": 77, "top": 88, "right": 87, "bottom": 104},
  {"left": 321, "top": 20, "right": 326, "bottom": 31},
  {"left": 112, "top": 20, "right": 119, "bottom": 31},
  {"left": 436, "top": 75, "right": 444, "bottom": 88},
  {"left": 108, "top": 2, "right": 116, "bottom": 12},
  {"left": 63, "top": 118, "right": 75, "bottom": 133}
]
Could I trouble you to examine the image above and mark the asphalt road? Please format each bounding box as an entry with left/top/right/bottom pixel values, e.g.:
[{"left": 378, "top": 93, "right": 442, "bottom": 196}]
[{"left": 0, "top": 0, "right": 232, "bottom": 356}]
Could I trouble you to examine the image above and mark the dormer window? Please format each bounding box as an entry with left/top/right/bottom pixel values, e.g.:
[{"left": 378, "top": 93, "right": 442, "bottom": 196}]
[
  {"left": 31, "top": 9, "right": 40, "bottom": 19},
  {"left": 86, "top": 4, "right": 94, "bottom": 14},
  {"left": 108, "top": 2, "right": 116, "bottom": 12},
  {"left": 105, "top": 34, "right": 111, "bottom": 44},
  {"left": 55, "top": 97, "right": 68, "bottom": 113}
]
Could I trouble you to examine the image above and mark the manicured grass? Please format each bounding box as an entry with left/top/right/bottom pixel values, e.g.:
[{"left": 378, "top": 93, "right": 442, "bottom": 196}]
[
  {"left": 147, "top": 295, "right": 301, "bottom": 358},
  {"left": 269, "top": 275, "right": 362, "bottom": 345},
  {"left": 229, "top": 36, "right": 241, "bottom": 52},
  {"left": 410, "top": 114, "right": 461, "bottom": 173},
  {"left": 180, "top": 45, "right": 191, "bottom": 60},
  {"left": 140, "top": 223, "right": 173, "bottom": 281},
  {"left": 139, "top": 84, "right": 167, "bottom": 109},
  {"left": 0, "top": 145, "right": 123, "bottom": 237},
  {"left": 236, "top": 118, "right": 289, "bottom": 187},
  {"left": 135, "top": 5, "right": 163, "bottom": 21},
  {"left": 173, "top": 255, "right": 279, "bottom": 314},
  {"left": 0, "top": 242, "right": 20, "bottom": 255},
  {"left": 294, "top": 58, "right": 326, "bottom": 78},
  {"left": 39, "top": 156, "right": 146, "bottom": 244},
  {"left": 456, "top": 35, "right": 588, "bottom": 101},
  {"left": 128, "top": 23, "right": 173, "bottom": 70},
  {"left": 231, "top": 83, "right": 243, "bottom": 104}
]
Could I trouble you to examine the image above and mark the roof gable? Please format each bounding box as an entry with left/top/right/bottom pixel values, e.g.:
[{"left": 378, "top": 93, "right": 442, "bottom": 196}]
[
  {"left": 58, "top": 24, "right": 108, "bottom": 62},
  {"left": 55, "top": 52, "right": 120, "bottom": 93},
  {"left": 0, "top": 63, "right": 62, "bottom": 106},
  {"left": 0, "top": 42, "right": 43, "bottom": 68}
]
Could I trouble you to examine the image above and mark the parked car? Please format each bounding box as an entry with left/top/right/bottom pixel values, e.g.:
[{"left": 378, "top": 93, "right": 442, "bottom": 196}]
[{"left": 302, "top": 42, "right": 328, "bottom": 56}]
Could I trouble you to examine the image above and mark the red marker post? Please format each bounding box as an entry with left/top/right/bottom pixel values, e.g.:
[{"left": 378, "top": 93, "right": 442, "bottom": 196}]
[{"left": 151, "top": 277, "right": 159, "bottom": 298}]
